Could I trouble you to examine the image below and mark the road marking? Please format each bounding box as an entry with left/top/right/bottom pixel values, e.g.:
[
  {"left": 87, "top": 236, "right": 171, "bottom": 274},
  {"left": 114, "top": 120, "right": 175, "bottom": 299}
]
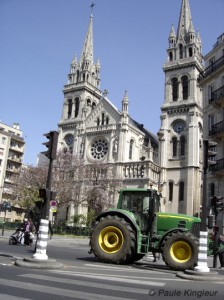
[
  {"left": 0, "top": 294, "right": 31, "bottom": 300},
  {"left": 52, "top": 269, "right": 185, "bottom": 282},
  {"left": 0, "top": 278, "right": 149, "bottom": 300},
  {"left": 51, "top": 270, "right": 165, "bottom": 286},
  {"left": 19, "top": 274, "right": 154, "bottom": 294}
]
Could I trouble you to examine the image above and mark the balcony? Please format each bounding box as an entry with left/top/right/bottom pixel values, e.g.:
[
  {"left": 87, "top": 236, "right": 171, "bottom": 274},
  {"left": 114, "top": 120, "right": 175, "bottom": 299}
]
[
  {"left": 209, "top": 158, "right": 224, "bottom": 174},
  {"left": 209, "top": 120, "right": 224, "bottom": 137},
  {"left": 209, "top": 85, "right": 224, "bottom": 105},
  {"left": 199, "top": 55, "right": 224, "bottom": 80},
  {"left": 122, "top": 161, "right": 161, "bottom": 184}
]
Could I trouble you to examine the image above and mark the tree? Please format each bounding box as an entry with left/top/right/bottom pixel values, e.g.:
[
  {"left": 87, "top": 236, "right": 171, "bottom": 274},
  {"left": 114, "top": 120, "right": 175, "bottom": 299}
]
[
  {"left": 79, "top": 162, "right": 122, "bottom": 215},
  {"left": 10, "top": 165, "right": 47, "bottom": 212}
]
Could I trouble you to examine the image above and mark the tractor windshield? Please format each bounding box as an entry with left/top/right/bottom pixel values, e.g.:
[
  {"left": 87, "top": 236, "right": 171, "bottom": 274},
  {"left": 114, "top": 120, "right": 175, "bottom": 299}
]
[
  {"left": 119, "top": 190, "right": 160, "bottom": 232},
  {"left": 120, "top": 191, "right": 150, "bottom": 213}
]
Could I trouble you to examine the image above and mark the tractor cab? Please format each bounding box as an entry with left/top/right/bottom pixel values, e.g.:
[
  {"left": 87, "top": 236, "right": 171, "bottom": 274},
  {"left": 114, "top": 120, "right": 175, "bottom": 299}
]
[{"left": 117, "top": 188, "right": 160, "bottom": 233}]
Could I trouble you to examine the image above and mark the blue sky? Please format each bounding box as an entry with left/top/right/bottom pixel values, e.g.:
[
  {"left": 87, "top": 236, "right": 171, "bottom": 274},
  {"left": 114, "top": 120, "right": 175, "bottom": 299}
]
[{"left": 0, "top": 0, "right": 223, "bottom": 166}]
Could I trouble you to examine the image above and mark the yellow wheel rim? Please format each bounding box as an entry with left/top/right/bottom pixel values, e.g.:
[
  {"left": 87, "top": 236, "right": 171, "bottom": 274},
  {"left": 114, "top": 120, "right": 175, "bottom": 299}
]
[
  {"left": 98, "top": 226, "right": 124, "bottom": 254},
  {"left": 170, "top": 241, "right": 192, "bottom": 263}
]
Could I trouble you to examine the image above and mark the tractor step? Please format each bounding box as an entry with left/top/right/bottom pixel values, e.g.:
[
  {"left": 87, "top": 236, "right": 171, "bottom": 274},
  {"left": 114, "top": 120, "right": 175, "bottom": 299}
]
[{"left": 138, "top": 235, "right": 149, "bottom": 253}]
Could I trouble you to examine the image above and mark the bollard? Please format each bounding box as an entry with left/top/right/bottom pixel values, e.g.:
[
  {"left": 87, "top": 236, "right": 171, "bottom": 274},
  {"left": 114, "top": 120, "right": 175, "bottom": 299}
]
[
  {"left": 33, "top": 219, "right": 49, "bottom": 260},
  {"left": 194, "top": 231, "right": 210, "bottom": 272}
]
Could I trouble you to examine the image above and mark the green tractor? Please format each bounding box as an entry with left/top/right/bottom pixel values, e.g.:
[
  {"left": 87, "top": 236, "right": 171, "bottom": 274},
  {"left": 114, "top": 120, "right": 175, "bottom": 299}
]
[{"left": 89, "top": 188, "right": 201, "bottom": 271}]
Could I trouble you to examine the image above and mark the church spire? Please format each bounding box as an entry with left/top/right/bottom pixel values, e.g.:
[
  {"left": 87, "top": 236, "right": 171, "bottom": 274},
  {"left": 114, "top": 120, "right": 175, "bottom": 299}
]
[
  {"left": 80, "top": 14, "right": 94, "bottom": 69},
  {"left": 177, "top": 0, "right": 192, "bottom": 40}
]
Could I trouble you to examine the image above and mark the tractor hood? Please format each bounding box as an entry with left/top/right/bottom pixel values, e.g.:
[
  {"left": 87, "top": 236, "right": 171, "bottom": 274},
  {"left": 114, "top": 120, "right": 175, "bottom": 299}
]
[{"left": 156, "top": 212, "right": 201, "bottom": 233}]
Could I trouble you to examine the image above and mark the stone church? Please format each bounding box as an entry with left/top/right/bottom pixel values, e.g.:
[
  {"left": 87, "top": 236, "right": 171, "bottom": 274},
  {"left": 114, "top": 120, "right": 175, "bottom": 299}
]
[{"left": 57, "top": 0, "right": 203, "bottom": 219}]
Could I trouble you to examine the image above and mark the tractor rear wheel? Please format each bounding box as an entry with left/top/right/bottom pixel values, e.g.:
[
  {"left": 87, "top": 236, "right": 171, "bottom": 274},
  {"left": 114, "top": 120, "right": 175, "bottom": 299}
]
[
  {"left": 90, "top": 215, "right": 136, "bottom": 264},
  {"left": 161, "top": 231, "right": 198, "bottom": 271}
]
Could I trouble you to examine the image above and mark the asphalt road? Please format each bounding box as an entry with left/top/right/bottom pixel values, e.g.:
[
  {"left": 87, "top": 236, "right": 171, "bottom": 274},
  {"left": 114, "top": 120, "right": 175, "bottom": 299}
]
[{"left": 0, "top": 230, "right": 224, "bottom": 300}]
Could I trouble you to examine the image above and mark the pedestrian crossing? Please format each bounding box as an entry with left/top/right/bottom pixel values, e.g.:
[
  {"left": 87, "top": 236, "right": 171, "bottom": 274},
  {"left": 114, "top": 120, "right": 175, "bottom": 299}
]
[{"left": 0, "top": 263, "right": 185, "bottom": 300}]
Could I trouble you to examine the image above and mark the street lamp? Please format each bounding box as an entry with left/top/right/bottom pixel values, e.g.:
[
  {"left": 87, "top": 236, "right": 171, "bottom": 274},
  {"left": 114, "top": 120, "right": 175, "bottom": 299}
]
[{"left": 1, "top": 201, "right": 11, "bottom": 236}]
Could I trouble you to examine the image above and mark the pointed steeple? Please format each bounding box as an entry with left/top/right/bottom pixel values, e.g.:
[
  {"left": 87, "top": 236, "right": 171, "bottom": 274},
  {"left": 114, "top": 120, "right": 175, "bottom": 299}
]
[
  {"left": 177, "top": 0, "right": 192, "bottom": 40},
  {"left": 71, "top": 54, "right": 78, "bottom": 66},
  {"left": 122, "top": 90, "right": 129, "bottom": 113},
  {"left": 169, "top": 24, "right": 176, "bottom": 48},
  {"left": 80, "top": 14, "right": 94, "bottom": 69}
]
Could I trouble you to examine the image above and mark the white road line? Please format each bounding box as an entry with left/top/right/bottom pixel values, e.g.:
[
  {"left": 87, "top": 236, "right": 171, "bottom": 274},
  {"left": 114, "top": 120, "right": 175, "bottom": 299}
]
[
  {"left": 0, "top": 278, "right": 145, "bottom": 300},
  {"left": 19, "top": 274, "right": 154, "bottom": 294},
  {"left": 0, "top": 294, "right": 31, "bottom": 300},
  {"left": 52, "top": 269, "right": 185, "bottom": 282},
  {"left": 51, "top": 270, "right": 165, "bottom": 286}
]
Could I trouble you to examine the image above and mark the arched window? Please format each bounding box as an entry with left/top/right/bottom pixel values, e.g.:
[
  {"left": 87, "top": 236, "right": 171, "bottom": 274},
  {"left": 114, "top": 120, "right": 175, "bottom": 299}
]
[
  {"left": 172, "top": 78, "right": 178, "bottom": 101},
  {"left": 189, "top": 47, "right": 193, "bottom": 57},
  {"left": 101, "top": 113, "right": 105, "bottom": 125},
  {"left": 129, "top": 139, "right": 134, "bottom": 160},
  {"left": 179, "top": 181, "right": 185, "bottom": 202},
  {"left": 172, "top": 137, "right": 177, "bottom": 157},
  {"left": 67, "top": 99, "right": 72, "bottom": 118},
  {"left": 92, "top": 102, "right": 96, "bottom": 110},
  {"left": 169, "top": 51, "right": 173, "bottom": 61},
  {"left": 75, "top": 98, "right": 79, "bottom": 118},
  {"left": 87, "top": 99, "right": 91, "bottom": 106},
  {"left": 180, "top": 136, "right": 186, "bottom": 156},
  {"left": 106, "top": 116, "right": 109, "bottom": 125},
  {"left": 179, "top": 44, "right": 183, "bottom": 59},
  {"left": 76, "top": 70, "right": 79, "bottom": 83},
  {"left": 182, "top": 75, "right": 189, "bottom": 100},
  {"left": 97, "top": 118, "right": 100, "bottom": 126},
  {"left": 169, "top": 182, "right": 173, "bottom": 201}
]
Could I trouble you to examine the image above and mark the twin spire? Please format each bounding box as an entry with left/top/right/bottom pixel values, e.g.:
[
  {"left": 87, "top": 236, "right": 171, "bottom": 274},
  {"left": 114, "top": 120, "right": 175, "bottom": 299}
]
[{"left": 168, "top": 0, "right": 202, "bottom": 61}]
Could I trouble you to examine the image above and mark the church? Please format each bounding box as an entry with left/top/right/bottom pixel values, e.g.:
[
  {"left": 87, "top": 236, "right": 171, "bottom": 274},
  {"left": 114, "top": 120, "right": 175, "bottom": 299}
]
[{"left": 57, "top": 0, "right": 203, "bottom": 219}]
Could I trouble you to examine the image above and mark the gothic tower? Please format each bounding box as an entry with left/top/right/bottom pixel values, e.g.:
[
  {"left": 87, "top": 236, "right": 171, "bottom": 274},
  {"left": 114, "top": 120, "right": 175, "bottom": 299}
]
[
  {"left": 58, "top": 13, "right": 102, "bottom": 153},
  {"left": 158, "top": 0, "right": 204, "bottom": 215}
]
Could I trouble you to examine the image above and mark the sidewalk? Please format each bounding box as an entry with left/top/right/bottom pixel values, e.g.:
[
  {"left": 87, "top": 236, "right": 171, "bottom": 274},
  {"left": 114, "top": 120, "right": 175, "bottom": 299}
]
[{"left": 0, "top": 229, "right": 89, "bottom": 244}]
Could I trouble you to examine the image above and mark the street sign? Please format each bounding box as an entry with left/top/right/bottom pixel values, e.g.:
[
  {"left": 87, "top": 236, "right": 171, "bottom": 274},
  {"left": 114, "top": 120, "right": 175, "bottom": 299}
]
[{"left": 50, "top": 200, "right": 57, "bottom": 207}]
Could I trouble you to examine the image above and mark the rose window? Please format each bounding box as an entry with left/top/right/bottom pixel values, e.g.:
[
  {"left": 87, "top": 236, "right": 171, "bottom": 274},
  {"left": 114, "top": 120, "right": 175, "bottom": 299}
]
[{"left": 90, "top": 139, "right": 108, "bottom": 159}]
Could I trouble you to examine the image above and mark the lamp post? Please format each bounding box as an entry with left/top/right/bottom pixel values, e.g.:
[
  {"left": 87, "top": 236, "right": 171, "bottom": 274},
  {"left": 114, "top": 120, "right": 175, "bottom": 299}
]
[{"left": 1, "top": 201, "right": 11, "bottom": 236}]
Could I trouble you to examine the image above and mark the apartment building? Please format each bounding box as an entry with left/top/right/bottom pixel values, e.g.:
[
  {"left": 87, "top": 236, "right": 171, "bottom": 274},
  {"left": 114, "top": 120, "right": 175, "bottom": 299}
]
[
  {"left": 0, "top": 122, "right": 25, "bottom": 222},
  {"left": 199, "top": 33, "right": 224, "bottom": 224}
]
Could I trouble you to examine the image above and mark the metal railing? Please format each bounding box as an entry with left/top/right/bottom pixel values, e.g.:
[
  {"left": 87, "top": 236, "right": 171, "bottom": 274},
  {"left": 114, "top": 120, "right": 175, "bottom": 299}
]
[
  {"left": 209, "top": 158, "right": 224, "bottom": 173},
  {"left": 209, "top": 120, "right": 224, "bottom": 136},
  {"left": 199, "top": 55, "right": 224, "bottom": 80},
  {"left": 209, "top": 85, "right": 224, "bottom": 104}
]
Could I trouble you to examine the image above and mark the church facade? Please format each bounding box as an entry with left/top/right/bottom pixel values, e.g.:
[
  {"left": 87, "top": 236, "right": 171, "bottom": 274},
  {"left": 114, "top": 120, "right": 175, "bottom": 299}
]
[
  {"left": 57, "top": 0, "right": 203, "bottom": 219},
  {"left": 57, "top": 15, "right": 160, "bottom": 218}
]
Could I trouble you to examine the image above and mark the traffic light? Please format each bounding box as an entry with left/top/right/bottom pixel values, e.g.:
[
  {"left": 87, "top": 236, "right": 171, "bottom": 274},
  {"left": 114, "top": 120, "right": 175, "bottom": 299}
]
[
  {"left": 204, "top": 139, "right": 217, "bottom": 169},
  {"left": 42, "top": 131, "right": 59, "bottom": 160},
  {"left": 210, "top": 195, "right": 224, "bottom": 215}
]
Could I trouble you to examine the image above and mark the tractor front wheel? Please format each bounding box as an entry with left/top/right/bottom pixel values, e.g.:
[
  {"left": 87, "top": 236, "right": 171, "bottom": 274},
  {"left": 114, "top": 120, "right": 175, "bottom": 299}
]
[
  {"left": 90, "top": 215, "right": 136, "bottom": 264},
  {"left": 161, "top": 231, "right": 198, "bottom": 271}
]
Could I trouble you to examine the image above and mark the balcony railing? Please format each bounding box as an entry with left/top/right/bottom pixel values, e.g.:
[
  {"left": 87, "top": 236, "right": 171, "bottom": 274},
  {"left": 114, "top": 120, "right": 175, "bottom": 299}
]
[
  {"left": 122, "top": 161, "right": 160, "bottom": 182},
  {"left": 209, "top": 158, "right": 224, "bottom": 173},
  {"left": 209, "top": 85, "right": 224, "bottom": 104},
  {"left": 209, "top": 120, "right": 224, "bottom": 136},
  {"left": 199, "top": 55, "right": 224, "bottom": 80}
]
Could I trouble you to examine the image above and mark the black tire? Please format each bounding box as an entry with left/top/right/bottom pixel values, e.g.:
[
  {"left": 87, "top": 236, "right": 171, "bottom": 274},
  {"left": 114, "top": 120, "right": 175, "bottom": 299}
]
[
  {"left": 161, "top": 231, "right": 198, "bottom": 271},
  {"left": 90, "top": 215, "right": 137, "bottom": 264},
  {"left": 8, "top": 237, "right": 16, "bottom": 245}
]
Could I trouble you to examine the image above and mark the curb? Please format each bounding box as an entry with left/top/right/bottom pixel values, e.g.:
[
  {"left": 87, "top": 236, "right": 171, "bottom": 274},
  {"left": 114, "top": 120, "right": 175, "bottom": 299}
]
[
  {"left": 15, "top": 257, "right": 64, "bottom": 270},
  {"left": 177, "top": 269, "right": 224, "bottom": 281}
]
